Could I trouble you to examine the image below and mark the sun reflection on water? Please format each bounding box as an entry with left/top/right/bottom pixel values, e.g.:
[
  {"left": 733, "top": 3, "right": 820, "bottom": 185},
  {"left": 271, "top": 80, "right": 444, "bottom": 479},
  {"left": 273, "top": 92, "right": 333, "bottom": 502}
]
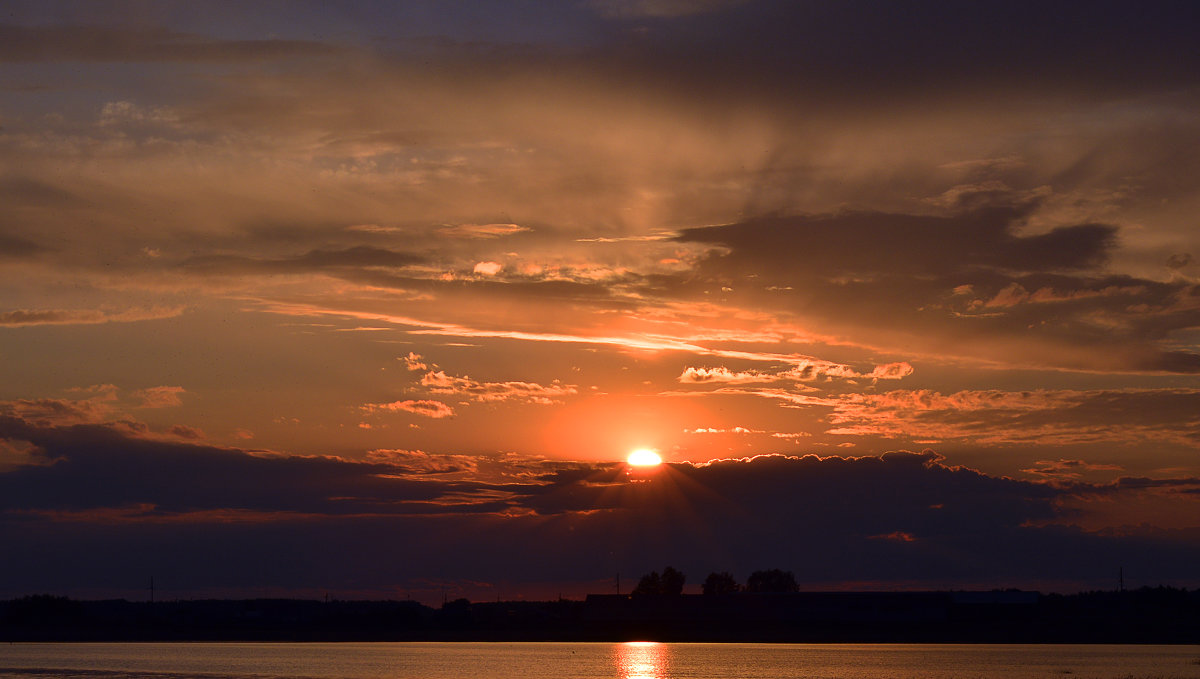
[{"left": 616, "top": 641, "right": 669, "bottom": 679}]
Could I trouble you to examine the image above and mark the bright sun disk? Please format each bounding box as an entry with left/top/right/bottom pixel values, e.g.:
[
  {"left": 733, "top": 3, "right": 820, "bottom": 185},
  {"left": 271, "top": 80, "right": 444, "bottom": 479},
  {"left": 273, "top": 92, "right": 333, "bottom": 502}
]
[{"left": 627, "top": 448, "right": 663, "bottom": 466}]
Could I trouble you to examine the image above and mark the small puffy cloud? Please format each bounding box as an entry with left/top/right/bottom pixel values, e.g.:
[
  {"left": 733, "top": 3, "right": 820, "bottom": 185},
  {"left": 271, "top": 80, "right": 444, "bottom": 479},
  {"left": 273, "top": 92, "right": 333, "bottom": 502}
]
[
  {"left": 983, "top": 283, "right": 1030, "bottom": 308},
  {"left": 400, "top": 352, "right": 428, "bottom": 371},
  {"left": 869, "top": 362, "right": 915, "bottom": 380},
  {"left": 684, "top": 426, "right": 763, "bottom": 434},
  {"left": 168, "top": 424, "right": 205, "bottom": 440},
  {"left": 362, "top": 399, "right": 456, "bottom": 418},
  {"left": 678, "top": 366, "right": 770, "bottom": 384},
  {"left": 1167, "top": 253, "right": 1193, "bottom": 270},
  {"left": 678, "top": 360, "right": 913, "bottom": 386},
  {"left": 473, "top": 261, "right": 503, "bottom": 276},
  {"left": 777, "top": 361, "right": 857, "bottom": 381},
  {"left": 420, "top": 371, "right": 577, "bottom": 405},
  {"left": 134, "top": 386, "right": 186, "bottom": 409}
]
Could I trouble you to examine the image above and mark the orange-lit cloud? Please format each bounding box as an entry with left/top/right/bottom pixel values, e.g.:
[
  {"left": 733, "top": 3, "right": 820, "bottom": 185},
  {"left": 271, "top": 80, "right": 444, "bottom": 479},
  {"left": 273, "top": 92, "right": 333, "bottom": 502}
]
[
  {"left": 420, "top": 371, "right": 577, "bottom": 405},
  {"left": 362, "top": 400, "right": 456, "bottom": 419},
  {"left": 1021, "top": 459, "right": 1125, "bottom": 479},
  {"left": 0, "top": 307, "right": 185, "bottom": 327},
  {"left": 400, "top": 352, "right": 428, "bottom": 371},
  {"left": 133, "top": 386, "right": 186, "bottom": 409},
  {"left": 677, "top": 367, "right": 771, "bottom": 385},
  {"left": 824, "top": 388, "right": 1200, "bottom": 448}
]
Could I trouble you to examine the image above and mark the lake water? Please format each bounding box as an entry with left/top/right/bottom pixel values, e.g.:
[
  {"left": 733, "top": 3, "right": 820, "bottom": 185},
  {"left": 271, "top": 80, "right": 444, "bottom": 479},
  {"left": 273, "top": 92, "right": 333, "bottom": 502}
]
[{"left": 0, "top": 642, "right": 1197, "bottom": 679}]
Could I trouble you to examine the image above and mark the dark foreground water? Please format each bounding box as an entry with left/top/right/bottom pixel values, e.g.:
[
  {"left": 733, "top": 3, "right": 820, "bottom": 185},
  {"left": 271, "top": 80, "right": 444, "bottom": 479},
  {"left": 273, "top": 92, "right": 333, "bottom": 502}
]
[{"left": 1, "top": 642, "right": 1198, "bottom": 679}]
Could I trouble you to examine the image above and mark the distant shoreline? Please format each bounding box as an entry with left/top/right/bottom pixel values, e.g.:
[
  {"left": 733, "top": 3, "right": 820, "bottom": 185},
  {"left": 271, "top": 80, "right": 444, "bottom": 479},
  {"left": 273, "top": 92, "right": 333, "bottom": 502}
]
[{"left": 3, "top": 587, "right": 1198, "bottom": 644}]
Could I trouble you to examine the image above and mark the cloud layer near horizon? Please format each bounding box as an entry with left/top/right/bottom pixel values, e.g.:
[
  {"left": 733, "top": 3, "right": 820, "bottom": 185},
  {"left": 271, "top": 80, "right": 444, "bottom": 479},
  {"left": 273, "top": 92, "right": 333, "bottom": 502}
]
[{"left": 2, "top": 408, "right": 1199, "bottom": 600}]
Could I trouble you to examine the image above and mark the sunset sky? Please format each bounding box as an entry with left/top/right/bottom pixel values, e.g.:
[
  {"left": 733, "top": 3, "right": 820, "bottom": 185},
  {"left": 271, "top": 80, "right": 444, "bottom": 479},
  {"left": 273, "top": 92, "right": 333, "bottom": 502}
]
[{"left": 3, "top": 0, "right": 1200, "bottom": 603}]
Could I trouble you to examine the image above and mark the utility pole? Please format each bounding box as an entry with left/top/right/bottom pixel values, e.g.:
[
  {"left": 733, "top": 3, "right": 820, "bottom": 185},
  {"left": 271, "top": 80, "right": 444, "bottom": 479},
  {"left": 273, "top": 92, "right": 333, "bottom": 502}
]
[{"left": 149, "top": 576, "right": 155, "bottom": 604}]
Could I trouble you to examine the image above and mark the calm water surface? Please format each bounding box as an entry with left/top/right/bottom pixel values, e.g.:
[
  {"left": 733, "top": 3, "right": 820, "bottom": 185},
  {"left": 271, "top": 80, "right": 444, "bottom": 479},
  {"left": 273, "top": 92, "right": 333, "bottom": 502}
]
[{"left": 0, "top": 642, "right": 1197, "bottom": 679}]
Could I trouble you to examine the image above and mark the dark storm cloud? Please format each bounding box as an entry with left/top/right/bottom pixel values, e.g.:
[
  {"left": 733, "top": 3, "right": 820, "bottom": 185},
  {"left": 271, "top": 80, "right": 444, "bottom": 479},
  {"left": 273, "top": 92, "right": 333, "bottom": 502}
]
[
  {"left": 521, "top": 451, "right": 1060, "bottom": 533},
  {"left": 677, "top": 207, "right": 1115, "bottom": 277},
  {"left": 0, "top": 418, "right": 1070, "bottom": 526},
  {"left": 0, "top": 24, "right": 342, "bottom": 63},
  {"left": 0, "top": 233, "right": 47, "bottom": 259},
  {"left": 0, "top": 416, "right": 501, "bottom": 516},
  {"left": 3, "top": 421, "right": 1200, "bottom": 595},
  {"left": 9, "top": 405, "right": 1190, "bottom": 533},
  {"left": 592, "top": 0, "right": 1200, "bottom": 103},
  {"left": 669, "top": 208, "right": 1200, "bottom": 373}
]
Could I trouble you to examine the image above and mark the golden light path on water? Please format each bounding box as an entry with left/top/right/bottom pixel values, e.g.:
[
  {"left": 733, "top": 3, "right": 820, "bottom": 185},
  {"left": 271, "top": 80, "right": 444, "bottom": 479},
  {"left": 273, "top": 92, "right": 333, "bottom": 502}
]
[{"left": 616, "top": 641, "right": 668, "bottom": 679}]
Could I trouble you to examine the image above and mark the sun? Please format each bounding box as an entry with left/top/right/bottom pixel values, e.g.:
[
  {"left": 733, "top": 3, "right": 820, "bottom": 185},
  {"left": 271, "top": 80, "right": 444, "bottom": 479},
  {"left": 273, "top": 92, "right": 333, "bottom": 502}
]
[{"left": 627, "top": 448, "right": 663, "bottom": 467}]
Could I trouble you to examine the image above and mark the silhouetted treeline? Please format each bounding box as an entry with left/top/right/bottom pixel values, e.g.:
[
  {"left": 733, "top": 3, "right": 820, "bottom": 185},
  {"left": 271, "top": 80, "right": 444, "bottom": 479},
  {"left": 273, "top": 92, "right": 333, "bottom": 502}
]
[
  {"left": 2, "top": 587, "right": 1199, "bottom": 642},
  {"left": 632, "top": 566, "right": 686, "bottom": 596},
  {"left": 637, "top": 567, "right": 799, "bottom": 595}
]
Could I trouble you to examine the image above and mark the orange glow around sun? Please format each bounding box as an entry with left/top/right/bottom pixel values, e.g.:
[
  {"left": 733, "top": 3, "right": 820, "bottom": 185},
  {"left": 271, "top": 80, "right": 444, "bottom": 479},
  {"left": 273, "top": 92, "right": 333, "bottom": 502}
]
[{"left": 627, "top": 448, "right": 663, "bottom": 466}]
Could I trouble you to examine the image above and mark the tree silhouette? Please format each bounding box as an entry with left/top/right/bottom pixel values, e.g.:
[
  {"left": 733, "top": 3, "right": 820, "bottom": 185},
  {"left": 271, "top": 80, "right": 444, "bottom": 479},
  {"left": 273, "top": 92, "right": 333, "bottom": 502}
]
[
  {"left": 702, "top": 571, "right": 740, "bottom": 595},
  {"left": 660, "top": 566, "right": 685, "bottom": 595},
  {"left": 632, "top": 571, "right": 662, "bottom": 596},
  {"left": 632, "top": 566, "right": 686, "bottom": 595},
  {"left": 745, "top": 569, "right": 798, "bottom": 593}
]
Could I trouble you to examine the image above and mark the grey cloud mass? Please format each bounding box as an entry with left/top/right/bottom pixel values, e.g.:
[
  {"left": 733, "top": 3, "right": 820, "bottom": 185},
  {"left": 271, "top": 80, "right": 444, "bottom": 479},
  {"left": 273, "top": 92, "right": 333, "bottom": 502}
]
[
  {"left": 677, "top": 208, "right": 1117, "bottom": 277},
  {"left": 2, "top": 412, "right": 1199, "bottom": 597},
  {"left": 672, "top": 208, "right": 1200, "bottom": 373},
  {"left": 0, "top": 24, "right": 342, "bottom": 63},
  {"left": 182, "top": 246, "right": 426, "bottom": 275}
]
